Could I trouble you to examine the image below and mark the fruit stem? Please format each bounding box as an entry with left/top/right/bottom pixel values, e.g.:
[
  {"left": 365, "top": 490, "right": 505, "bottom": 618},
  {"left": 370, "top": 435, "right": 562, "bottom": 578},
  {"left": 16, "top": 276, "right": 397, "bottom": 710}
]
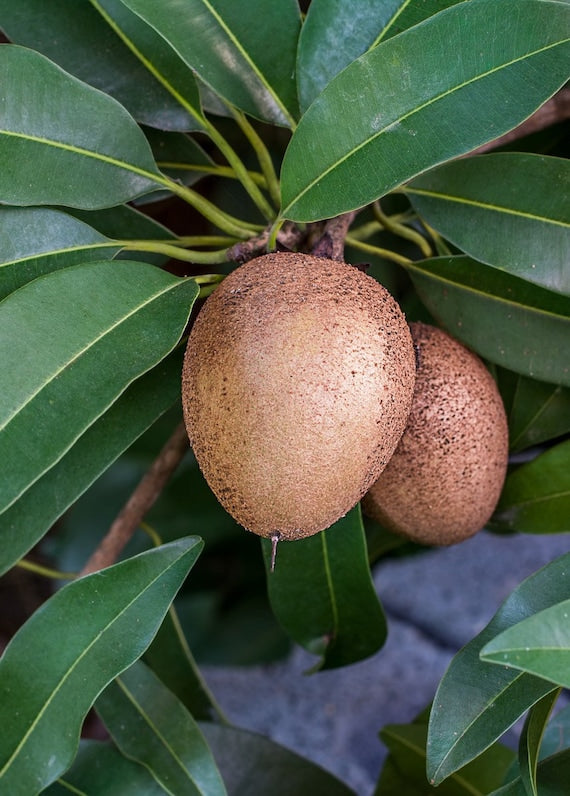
[{"left": 270, "top": 533, "right": 281, "bottom": 573}]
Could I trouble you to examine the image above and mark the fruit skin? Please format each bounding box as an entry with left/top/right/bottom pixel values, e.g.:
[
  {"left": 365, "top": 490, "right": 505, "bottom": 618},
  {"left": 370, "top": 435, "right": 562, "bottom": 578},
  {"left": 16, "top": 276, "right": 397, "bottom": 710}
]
[
  {"left": 182, "top": 252, "right": 416, "bottom": 541},
  {"left": 362, "top": 322, "right": 509, "bottom": 546}
]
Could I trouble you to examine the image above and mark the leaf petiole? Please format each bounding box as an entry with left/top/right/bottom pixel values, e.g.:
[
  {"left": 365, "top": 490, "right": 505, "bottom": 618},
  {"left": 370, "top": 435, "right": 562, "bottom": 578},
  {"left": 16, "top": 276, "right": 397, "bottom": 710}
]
[{"left": 344, "top": 235, "right": 412, "bottom": 267}]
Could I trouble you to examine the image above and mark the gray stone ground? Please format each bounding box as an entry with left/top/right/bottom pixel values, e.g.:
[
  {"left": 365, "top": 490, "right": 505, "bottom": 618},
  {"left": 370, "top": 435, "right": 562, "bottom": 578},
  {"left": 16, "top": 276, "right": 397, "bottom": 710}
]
[{"left": 203, "top": 531, "right": 570, "bottom": 795}]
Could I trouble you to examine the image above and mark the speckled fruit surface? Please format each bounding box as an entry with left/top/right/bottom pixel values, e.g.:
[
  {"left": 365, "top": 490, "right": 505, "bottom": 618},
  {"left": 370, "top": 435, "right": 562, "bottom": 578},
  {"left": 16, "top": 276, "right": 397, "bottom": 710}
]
[
  {"left": 182, "top": 252, "right": 416, "bottom": 540},
  {"left": 363, "top": 322, "right": 509, "bottom": 546}
]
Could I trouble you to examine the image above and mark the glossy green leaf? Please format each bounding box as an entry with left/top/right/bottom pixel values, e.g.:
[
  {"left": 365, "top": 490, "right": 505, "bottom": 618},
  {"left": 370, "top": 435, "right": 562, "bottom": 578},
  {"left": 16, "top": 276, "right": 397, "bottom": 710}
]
[
  {"left": 297, "top": 0, "right": 468, "bottom": 113},
  {"left": 0, "top": 207, "right": 120, "bottom": 300},
  {"left": 97, "top": 660, "right": 226, "bottom": 795},
  {"left": 118, "top": 0, "right": 301, "bottom": 127},
  {"left": 45, "top": 740, "right": 168, "bottom": 795},
  {"left": 0, "top": 352, "right": 184, "bottom": 577},
  {"left": 379, "top": 720, "right": 514, "bottom": 794},
  {"left": 518, "top": 690, "right": 562, "bottom": 796},
  {"left": 0, "top": 45, "right": 163, "bottom": 208},
  {"left": 0, "top": 260, "right": 198, "bottom": 515},
  {"left": 406, "top": 154, "right": 570, "bottom": 295},
  {"left": 0, "top": 538, "right": 203, "bottom": 794},
  {"left": 261, "top": 505, "right": 387, "bottom": 670},
  {"left": 540, "top": 704, "right": 570, "bottom": 761},
  {"left": 138, "top": 128, "right": 215, "bottom": 204},
  {"left": 481, "top": 599, "right": 570, "bottom": 689},
  {"left": 427, "top": 552, "right": 570, "bottom": 785},
  {"left": 200, "top": 723, "right": 357, "bottom": 796},
  {"left": 68, "top": 203, "right": 178, "bottom": 265},
  {"left": 497, "top": 369, "right": 570, "bottom": 453},
  {"left": 0, "top": 0, "right": 200, "bottom": 131},
  {"left": 491, "top": 441, "right": 570, "bottom": 534},
  {"left": 491, "top": 750, "right": 570, "bottom": 796},
  {"left": 145, "top": 607, "right": 227, "bottom": 723},
  {"left": 406, "top": 256, "right": 570, "bottom": 387},
  {"left": 375, "top": 0, "right": 468, "bottom": 40},
  {"left": 296, "top": 0, "right": 402, "bottom": 113},
  {"left": 281, "top": 0, "right": 570, "bottom": 221}
]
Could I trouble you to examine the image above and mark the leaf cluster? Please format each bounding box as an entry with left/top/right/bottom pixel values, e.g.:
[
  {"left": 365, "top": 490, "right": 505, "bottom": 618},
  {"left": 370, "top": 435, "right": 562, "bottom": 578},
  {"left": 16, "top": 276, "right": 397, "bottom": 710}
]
[{"left": 0, "top": 0, "right": 568, "bottom": 793}]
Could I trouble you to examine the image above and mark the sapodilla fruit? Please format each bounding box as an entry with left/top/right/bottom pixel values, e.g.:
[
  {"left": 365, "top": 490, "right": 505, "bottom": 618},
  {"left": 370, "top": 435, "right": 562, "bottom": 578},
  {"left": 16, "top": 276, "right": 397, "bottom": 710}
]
[
  {"left": 182, "top": 252, "right": 416, "bottom": 541},
  {"left": 362, "top": 322, "right": 509, "bottom": 546}
]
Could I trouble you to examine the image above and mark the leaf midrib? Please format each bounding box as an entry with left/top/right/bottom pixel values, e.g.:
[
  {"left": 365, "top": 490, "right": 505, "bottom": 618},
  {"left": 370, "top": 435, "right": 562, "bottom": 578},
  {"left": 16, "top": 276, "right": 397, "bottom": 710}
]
[
  {"left": 282, "top": 37, "right": 568, "bottom": 216},
  {"left": 198, "top": 0, "right": 296, "bottom": 128},
  {"left": 0, "top": 128, "right": 162, "bottom": 187},
  {"left": 405, "top": 187, "right": 570, "bottom": 228},
  {"left": 88, "top": 0, "right": 204, "bottom": 128},
  {"left": 406, "top": 263, "right": 570, "bottom": 320},
  {"left": 0, "top": 242, "right": 117, "bottom": 269},
  {"left": 0, "top": 276, "right": 184, "bottom": 433},
  {"left": 114, "top": 676, "right": 208, "bottom": 795},
  {"left": 0, "top": 547, "right": 192, "bottom": 781}
]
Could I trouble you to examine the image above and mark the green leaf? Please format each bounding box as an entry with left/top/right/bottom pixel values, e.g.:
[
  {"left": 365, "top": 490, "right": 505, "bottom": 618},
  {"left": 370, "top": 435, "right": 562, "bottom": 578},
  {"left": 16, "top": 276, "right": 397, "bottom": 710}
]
[
  {"left": 0, "top": 260, "right": 198, "bottom": 515},
  {"left": 427, "top": 552, "right": 570, "bottom": 785},
  {"left": 138, "top": 128, "right": 215, "bottom": 204},
  {"left": 97, "top": 660, "right": 226, "bottom": 796},
  {"left": 406, "top": 154, "right": 570, "bottom": 295},
  {"left": 406, "top": 256, "right": 570, "bottom": 387},
  {"left": 68, "top": 203, "right": 176, "bottom": 243},
  {"left": 145, "top": 606, "right": 227, "bottom": 723},
  {"left": 0, "top": 352, "right": 184, "bottom": 577},
  {"left": 297, "top": 0, "right": 468, "bottom": 114},
  {"left": 491, "top": 749, "right": 570, "bottom": 796},
  {"left": 491, "top": 441, "right": 570, "bottom": 534},
  {"left": 118, "top": 0, "right": 301, "bottom": 127},
  {"left": 379, "top": 719, "right": 515, "bottom": 794},
  {"left": 296, "top": 0, "right": 403, "bottom": 113},
  {"left": 0, "top": 0, "right": 200, "bottom": 131},
  {"left": 497, "top": 370, "right": 570, "bottom": 453},
  {"left": 0, "top": 538, "right": 203, "bottom": 794},
  {"left": 0, "top": 45, "right": 163, "bottom": 208},
  {"left": 0, "top": 207, "right": 120, "bottom": 300},
  {"left": 280, "top": 0, "right": 570, "bottom": 221},
  {"left": 481, "top": 599, "right": 570, "bottom": 689},
  {"left": 540, "top": 704, "right": 570, "bottom": 761},
  {"left": 45, "top": 740, "right": 168, "bottom": 795},
  {"left": 200, "top": 723, "right": 357, "bottom": 796},
  {"left": 261, "top": 505, "right": 387, "bottom": 670},
  {"left": 518, "top": 690, "right": 562, "bottom": 796}
]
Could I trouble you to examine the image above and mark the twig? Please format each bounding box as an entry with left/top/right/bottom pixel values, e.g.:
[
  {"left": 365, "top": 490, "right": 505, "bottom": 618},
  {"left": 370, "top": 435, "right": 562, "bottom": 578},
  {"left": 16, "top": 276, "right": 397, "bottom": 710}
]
[
  {"left": 226, "top": 221, "right": 304, "bottom": 264},
  {"left": 469, "top": 88, "right": 570, "bottom": 155},
  {"left": 80, "top": 422, "right": 190, "bottom": 576},
  {"left": 312, "top": 211, "right": 358, "bottom": 261}
]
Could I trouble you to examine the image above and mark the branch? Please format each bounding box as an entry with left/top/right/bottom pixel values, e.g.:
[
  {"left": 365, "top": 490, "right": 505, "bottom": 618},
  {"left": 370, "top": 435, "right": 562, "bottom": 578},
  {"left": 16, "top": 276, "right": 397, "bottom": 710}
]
[
  {"left": 80, "top": 422, "right": 190, "bottom": 576},
  {"left": 469, "top": 88, "right": 570, "bottom": 155},
  {"left": 311, "top": 211, "right": 358, "bottom": 261},
  {"left": 226, "top": 221, "right": 304, "bottom": 264}
]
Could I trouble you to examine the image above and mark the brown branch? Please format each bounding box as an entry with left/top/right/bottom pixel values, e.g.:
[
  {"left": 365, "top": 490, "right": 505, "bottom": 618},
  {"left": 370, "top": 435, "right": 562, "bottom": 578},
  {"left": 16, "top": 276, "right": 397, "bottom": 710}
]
[
  {"left": 80, "top": 422, "right": 190, "bottom": 576},
  {"left": 311, "top": 211, "right": 358, "bottom": 261},
  {"left": 469, "top": 88, "right": 570, "bottom": 156},
  {"left": 227, "top": 221, "right": 304, "bottom": 264}
]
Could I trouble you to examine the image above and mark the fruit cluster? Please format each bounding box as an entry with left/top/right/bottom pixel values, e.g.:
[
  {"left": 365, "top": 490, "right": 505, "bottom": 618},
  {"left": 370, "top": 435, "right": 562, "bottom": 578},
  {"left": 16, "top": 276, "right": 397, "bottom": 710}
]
[{"left": 182, "top": 253, "right": 508, "bottom": 550}]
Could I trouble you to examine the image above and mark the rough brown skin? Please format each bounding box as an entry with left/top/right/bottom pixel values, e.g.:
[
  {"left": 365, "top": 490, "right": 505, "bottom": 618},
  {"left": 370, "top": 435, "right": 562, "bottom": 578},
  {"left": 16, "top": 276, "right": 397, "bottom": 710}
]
[
  {"left": 182, "top": 252, "right": 416, "bottom": 540},
  {"left": 362, "top": 322, "right": 509, "bottom": 546}
]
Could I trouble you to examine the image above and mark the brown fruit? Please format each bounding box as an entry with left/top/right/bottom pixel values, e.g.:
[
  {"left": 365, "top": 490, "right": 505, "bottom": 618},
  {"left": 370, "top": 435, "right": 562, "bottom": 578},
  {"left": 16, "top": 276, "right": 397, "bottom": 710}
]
[
  {"left": 182, "top": 252, "right": 416, "bottom": 540},
  {"left": 363, "top": 322, "right": 509, "bottom": 546}
]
